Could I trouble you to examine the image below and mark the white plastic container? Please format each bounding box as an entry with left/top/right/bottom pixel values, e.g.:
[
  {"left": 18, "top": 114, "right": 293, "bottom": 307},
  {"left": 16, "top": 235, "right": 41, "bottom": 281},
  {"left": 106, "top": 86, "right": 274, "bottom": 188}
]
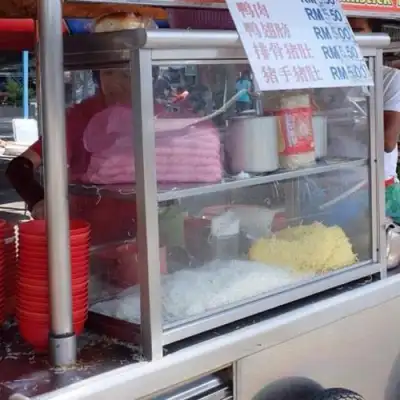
[
  {"left": 210, "top": 211, "right": 240, "bottom": 260},
  {"left": 226, "top": 116, "right": 279, "bottom": 174},
  {"left": 312, "top": 116, "right": 328, "bottom": 159}
]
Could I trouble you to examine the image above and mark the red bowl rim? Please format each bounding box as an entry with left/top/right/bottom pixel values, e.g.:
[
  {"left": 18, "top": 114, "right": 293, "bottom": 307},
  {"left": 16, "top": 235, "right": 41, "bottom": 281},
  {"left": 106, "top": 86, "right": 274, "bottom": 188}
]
[
  {"left": 17, "top": 281, "right": 88, "bottom": 290},
  {"left": 19, "top": 219, "right": 90, "bottom": 234},
  {"left": 17, "top": 261, "right": 90, "bottom": 271}
]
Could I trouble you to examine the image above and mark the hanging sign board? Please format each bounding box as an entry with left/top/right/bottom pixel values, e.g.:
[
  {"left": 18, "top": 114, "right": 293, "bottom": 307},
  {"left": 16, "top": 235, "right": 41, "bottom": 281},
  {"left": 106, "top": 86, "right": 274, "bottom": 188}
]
[
  {"left": 225, "top": 0, "right": 373, "bottom": 91},
  {"left": 341, "top": 0, "right": 399, "bottom": 13},
  {"left": 181, "top": 0, "right": 400, "bottom": 17}
]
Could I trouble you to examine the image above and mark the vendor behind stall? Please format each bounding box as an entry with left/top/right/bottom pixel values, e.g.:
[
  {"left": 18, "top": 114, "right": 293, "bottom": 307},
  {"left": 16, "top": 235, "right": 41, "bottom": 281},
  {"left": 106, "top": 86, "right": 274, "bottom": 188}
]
[
  {"left": 6, "top": 12, "right": 221, "bottom": 257},
  {"left": 5, "top": 13, "right": 154, "bottom": 244},
  {"left": 349, "top": 17, "right": 400, "bottom": 221}
]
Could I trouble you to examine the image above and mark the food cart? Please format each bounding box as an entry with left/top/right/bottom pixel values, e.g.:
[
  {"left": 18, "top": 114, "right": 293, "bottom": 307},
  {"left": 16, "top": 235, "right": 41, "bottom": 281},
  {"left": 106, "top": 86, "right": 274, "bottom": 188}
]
[{"left": 1, "top": 0, "right": 400, "bottom": 400}]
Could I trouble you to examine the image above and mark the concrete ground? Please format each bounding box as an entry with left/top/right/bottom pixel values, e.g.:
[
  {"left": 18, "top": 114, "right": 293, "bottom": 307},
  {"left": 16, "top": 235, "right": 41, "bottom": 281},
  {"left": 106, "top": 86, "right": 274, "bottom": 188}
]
[{"left": 0, "top": 190, "right": 28, "bottom": 223}]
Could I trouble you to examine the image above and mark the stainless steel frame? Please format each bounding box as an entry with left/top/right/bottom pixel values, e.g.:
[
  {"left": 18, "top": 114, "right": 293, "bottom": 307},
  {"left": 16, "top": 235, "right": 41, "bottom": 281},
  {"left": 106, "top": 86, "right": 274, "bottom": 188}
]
[
  {"left": 30, "top": 274, "right": 400, "bottom": 400},
  {"left": 37, "top": 0, "right": 76, "bottom": 366},
  {"left": 14, "top": 2, "right": 394, "bottom": 396},
  {"left": 59, "top": 29, "right": 390, "bottom": 352},
  {"left": 369, "top": 51, "right": 387, "bottom": 277},
  {"left": 130, "top": 49, "right": 163, "bottom": 360}
]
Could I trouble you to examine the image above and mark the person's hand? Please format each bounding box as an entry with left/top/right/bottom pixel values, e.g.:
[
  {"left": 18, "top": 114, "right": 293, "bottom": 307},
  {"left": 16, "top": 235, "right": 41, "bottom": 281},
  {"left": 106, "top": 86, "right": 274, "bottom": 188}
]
[{"left": 30, "top": 199, "right": 45, "bottom": 220}]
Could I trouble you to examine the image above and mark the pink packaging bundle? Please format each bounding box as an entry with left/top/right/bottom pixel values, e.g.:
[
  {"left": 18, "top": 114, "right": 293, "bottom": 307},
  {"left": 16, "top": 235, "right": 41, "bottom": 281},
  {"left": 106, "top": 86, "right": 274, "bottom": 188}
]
[{"left": 82, "top": 105, "right": 222, "bottom": 184}]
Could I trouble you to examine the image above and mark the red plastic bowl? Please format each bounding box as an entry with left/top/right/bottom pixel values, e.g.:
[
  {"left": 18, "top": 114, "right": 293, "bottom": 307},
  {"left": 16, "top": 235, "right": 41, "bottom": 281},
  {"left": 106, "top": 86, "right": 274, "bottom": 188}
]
[
  {"left": 17, "top": 306, "right": 88, "bottom": 321},
  {"left": 18, "top": 259, "right": 89, "bottom": 273},
  {"left": 19, "top": 233, "right": 90, "bottom": 245},
  {"left": 17, "top": 277, "right": 87, "bottom": 289},
  {"left": 19, "top": 219, "right": 90, "bottom": 235},
  {"left": 19, "top": 237, "right": 90, "bottom": 250},
  {"left": 18, "top": 257, "right": 47, "bottom": 267},
  {"left": 18, "top": 266, "right": 88, "bottom": 280},
  {"left": 17, "top": 297, "right": 88, "bottom": 312},
  {"left": 113, "top": 241, "right": 167, "bottom": 288},
  {"left": 69, "top": 220, "right": 91, "bottom": 234},
  {"left": 17, "top": 289, "right": 87, "bottom": 302},
  {"left": 19, "top": 236, "right": 91, "bottom": 246},
  {"left": 18, "top": 255, "right": 89, "bottom": 265},
  {"left": 17, "top": 281, "right": 89, "bottom": 297},
  {"left": 18, "top": 298, "right": 88, "bottom": 313},
  {"left": 71, "top": 242, "right": 91, "bottom": 251},
  {"left": 18, "top": 317, "right": 87, "bottom": 352},
  {"left": 16, "top": 233, "right": 90, "bottom": 246},
  {"left": 17, "top": 276, "right": 89, "bottom": 289}
]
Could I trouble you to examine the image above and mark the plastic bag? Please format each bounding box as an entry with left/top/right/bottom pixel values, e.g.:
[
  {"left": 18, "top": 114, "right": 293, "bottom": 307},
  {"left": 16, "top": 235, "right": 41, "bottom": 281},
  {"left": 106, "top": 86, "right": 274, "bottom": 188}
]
[
  {"left": 386, "top": 183, "right": 400, "bottom": 223},
  {"left": 82, "top": 105, "right": 222, "bottom": 184}
]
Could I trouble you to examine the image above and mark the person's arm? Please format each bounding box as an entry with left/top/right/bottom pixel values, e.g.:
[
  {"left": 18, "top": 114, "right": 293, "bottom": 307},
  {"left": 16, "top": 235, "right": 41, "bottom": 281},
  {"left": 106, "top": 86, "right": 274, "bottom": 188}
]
[
  {"left": 384, "top": 111, "right": 400, "bottom": 152},
  {"left": 5, "top": 143, "right": 44, "bottom": 212},
  {"left": 383, "top": 69, "right": 400, "bottom": 153},
  {"left": 5, "top": 102, "right": 83, "bottom": 215}
]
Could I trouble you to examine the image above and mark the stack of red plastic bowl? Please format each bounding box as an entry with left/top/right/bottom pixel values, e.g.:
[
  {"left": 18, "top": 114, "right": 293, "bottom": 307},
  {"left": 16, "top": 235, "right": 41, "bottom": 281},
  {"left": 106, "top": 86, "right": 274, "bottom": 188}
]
[
  {"left": 4, "top": 223, "right": 17, "bottom": 316},
  {"left": 16, "top": 220, "right": 90, "bottom": 352},
  {"left": 0, "top": 220, "right": 7, "bottom": 324}
]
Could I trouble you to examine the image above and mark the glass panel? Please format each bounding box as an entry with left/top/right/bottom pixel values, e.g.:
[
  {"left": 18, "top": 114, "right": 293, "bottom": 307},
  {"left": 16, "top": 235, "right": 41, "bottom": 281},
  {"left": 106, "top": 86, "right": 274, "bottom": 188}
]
[
  {"left": 65, "top": 60, "right": 372, "bottom": 332},
  {"left": 149, "top": 61, "right": 372, "bottom": 328},
  {"left": 150, "top": 63, "right": 370, "bottom": 197},
  {"left": 64, "top": 68, "right": 138, "bottom": 306},
  {"left": 157, "top": 170, "right": 371, "bottom": 325}
]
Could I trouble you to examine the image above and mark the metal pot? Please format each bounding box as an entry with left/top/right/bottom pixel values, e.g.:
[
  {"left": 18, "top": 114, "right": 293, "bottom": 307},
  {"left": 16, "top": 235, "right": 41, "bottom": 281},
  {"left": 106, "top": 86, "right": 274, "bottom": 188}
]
[
  {"left": 312, "top": 115, "right": 327, "bottom": 159},
  {"left": 225, "top": 116, "right": 279, "bottom": 174},
  {"left": 387, "top": 220, "right": 400, "bottom": 270}
]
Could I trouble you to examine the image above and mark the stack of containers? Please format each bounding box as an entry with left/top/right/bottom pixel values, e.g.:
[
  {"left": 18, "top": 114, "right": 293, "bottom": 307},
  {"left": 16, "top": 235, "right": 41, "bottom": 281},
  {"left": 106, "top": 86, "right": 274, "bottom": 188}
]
[
  {"left": 17, "top": 220, "right": 90, "bottom": 352},
  {"left": 4, "top": 223, "right": 17, "bottom": 316},
  {"left": 0, "top": 220, "right": 6, "bottom": 324}
]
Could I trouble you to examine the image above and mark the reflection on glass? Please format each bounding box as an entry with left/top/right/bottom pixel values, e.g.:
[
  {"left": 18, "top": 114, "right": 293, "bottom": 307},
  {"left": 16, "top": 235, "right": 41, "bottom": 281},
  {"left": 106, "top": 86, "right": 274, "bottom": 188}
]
[{"left": 63, "top": 63, "right": 372, "bottom": 328}]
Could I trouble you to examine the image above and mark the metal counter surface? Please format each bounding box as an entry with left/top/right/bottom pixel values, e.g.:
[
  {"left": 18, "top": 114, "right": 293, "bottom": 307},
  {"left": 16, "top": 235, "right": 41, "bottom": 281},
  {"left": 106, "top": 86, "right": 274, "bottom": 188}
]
[{"left": 0, "top": 322, "right": 144, "bottom": 400}]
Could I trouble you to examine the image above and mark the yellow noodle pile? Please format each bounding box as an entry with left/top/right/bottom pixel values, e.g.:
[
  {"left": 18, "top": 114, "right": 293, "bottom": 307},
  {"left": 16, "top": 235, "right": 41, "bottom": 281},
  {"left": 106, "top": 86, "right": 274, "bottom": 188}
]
[{"left": 248, "top": 222, "right": 357, "bottom": 274}]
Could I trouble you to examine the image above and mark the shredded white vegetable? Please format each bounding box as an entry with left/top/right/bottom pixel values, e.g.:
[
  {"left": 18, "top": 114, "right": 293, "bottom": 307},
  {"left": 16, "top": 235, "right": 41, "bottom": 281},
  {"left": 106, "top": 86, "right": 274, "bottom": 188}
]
[{"left": 91, "top": 260, "right": 307, "bottom": 324}]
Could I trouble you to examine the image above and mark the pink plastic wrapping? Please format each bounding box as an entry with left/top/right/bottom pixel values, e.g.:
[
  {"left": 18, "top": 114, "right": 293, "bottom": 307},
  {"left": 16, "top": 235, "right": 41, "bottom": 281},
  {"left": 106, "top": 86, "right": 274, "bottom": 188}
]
[{"left": 82, "top": 105, "right": 222, "bottom": 184}]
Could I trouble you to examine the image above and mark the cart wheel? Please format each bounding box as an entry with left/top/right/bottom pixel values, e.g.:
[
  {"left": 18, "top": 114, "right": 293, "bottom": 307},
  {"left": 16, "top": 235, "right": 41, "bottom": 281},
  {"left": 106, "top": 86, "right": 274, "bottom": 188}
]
[{"left": 312, "top": 388, "right": 364, "bottom": 400}]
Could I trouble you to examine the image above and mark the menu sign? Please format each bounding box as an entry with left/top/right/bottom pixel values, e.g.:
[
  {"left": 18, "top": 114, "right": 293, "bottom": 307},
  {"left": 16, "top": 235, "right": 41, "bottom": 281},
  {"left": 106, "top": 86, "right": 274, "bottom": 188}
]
[
  {"left": 226, "top": 0, "right": 373, "bottom": 90},
  {"left": 342, "top": 0, "right": 398, "bottom": 12}
]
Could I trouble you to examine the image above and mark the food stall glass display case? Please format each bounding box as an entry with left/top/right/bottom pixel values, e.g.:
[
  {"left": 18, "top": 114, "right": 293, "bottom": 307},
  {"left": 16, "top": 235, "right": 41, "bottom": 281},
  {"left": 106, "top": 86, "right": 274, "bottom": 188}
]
[{"left": 60, "top": 29, "right": 386, "bottom": 358}]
